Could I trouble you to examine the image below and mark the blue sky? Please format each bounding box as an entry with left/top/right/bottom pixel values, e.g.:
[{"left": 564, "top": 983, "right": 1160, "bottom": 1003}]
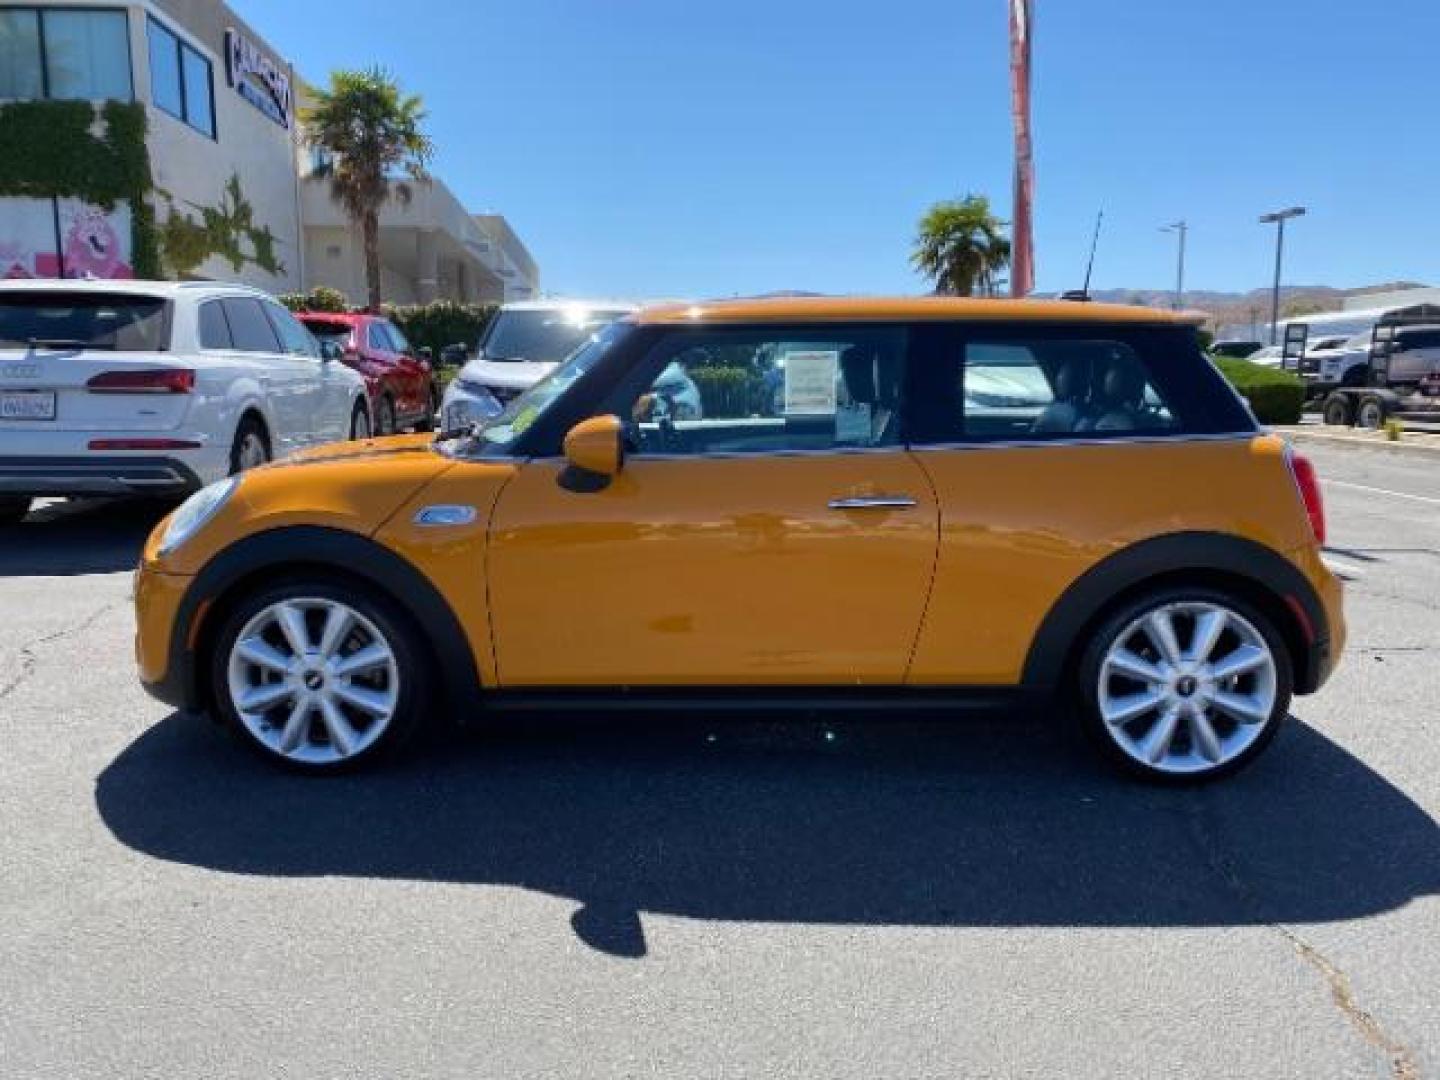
[{"left": 240, "top": 0, "right": 1440, "bottom": 299}]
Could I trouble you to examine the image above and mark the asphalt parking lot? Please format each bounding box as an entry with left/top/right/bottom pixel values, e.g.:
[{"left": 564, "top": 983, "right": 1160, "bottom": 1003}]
[{"left": 1, "top": 441, "right": 1437, "bottom": 1079}]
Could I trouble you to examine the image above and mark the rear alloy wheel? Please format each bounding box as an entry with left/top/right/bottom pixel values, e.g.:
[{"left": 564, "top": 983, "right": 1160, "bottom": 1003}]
[
  {"left": 1079, "top": 589, "right": 1291, "bottom": 783},
  {"left": 1321, "top": 394, "right": 1354, "bottom": 427},
  {"left": 229, "top": 416, "right": 270, "bottom": 474},
  {"left": 377, "top": 396, "right": 397, "bottom": 435},
  {"left": 213, "top": 581, "right": 426, "bottom": 772},
  {"left": 350, "top": 401, "right": 371, "bottom": 440},
  {"left": 0, "top": 496, "right": 31, "bottom": 526}
]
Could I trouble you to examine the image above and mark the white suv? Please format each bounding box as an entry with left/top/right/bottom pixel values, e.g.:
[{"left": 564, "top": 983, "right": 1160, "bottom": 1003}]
[
  {"left": 0, "top": 280, "right": 369, "bottom": 525},
  {"left": 440, "top": 300, "right": 637, "bottom": 432}
]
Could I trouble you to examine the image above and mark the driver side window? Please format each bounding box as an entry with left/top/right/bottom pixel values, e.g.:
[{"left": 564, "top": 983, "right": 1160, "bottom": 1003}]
[{"left": 624, "top": 327, "right": 907, "bottom": 457}]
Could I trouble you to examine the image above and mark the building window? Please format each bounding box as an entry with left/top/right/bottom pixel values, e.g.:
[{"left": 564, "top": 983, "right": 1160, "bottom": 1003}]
[
  {"left": 0, "top": 8, "right": 132, "bottom": 102},
  {"left": 146, "top": 17, "right": 214, "bottom": 137}
]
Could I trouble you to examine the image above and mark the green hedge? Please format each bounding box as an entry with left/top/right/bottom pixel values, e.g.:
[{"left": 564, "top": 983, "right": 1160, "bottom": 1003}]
[
  {"left": 385, "top": 300, "right": 499, "bottom": 359},
  {"left": 278, "top": 286, "right": 348, "bottom": 313},
  {"left": 1212, "top": 355, "right": 1305, "bottom": 425}
]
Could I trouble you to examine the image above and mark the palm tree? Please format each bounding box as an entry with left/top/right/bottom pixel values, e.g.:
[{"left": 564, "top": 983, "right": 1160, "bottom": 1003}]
[
  {"left": 301, "top": 68, "right": 433, "bottom": 311},
  {"left": 911, "top": 195, "right": 1012, "bottom": 296}
]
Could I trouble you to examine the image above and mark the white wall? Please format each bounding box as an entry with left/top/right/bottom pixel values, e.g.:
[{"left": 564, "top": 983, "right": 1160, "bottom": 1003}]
[{"left": 136, "top": 0, "right": 302, "bottom": 293}]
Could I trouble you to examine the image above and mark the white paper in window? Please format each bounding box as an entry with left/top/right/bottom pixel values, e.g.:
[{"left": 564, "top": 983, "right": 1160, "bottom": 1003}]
[{"left": 783, "top": 350, "right": 838, "bottom": 415}]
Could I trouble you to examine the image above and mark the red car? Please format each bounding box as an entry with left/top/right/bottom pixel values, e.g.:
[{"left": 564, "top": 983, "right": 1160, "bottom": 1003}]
[{"left": 295, "top": 312, "right": 439, "bottom": 435}]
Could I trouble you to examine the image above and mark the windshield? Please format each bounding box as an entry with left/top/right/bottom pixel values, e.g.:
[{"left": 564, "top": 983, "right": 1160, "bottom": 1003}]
[
  {"left": 0, "top": 292, "right": 169, "bottom": 350},
  {"left": 479, "top": 307, "right": 631, "bottom": 364},
  {"left": 464, "top": 321, "right": 633, "bottom": 452}
]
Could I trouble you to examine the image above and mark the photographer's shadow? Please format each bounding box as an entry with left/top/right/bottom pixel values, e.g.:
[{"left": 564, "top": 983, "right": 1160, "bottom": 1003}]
[{"left": 96, "top": 714, "right": 1440, "bottom": 957}]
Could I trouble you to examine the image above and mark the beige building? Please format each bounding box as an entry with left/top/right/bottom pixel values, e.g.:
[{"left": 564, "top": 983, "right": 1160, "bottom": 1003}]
[
  {"left": 0, "top": 0, "right": 537, "bottom": 304},
  {"left": 301, "top": 173, "right": 540, "bottom": 305}
]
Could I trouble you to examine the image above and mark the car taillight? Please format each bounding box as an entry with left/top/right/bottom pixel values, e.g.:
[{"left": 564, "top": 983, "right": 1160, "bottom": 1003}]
[
  {"left": 1286, "top": 448, "right": 1326, "bottom": 545},
  {"left": 86, "top": 369, "right": 195, "bottom": 394}
]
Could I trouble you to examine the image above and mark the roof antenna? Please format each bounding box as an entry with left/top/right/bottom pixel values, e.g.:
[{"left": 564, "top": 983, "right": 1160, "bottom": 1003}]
[{"left": 1061, "top": 208, "right": 1103, "bottom": 302}]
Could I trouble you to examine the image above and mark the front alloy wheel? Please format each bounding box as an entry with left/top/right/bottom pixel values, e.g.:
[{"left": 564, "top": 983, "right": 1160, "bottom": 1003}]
[
  {"left": 1081, "top": 591, "right": 1291, "bottom": 782},
  {"left": 214, "top": 583, "right": 425, "bottom": 771}
]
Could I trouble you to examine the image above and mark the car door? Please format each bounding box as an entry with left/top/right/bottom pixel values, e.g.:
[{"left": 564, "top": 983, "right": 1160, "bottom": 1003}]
[
  {"left": 486, "top": 324, "right": 939, "bottom": 686},
  {"left": 220, "top": 297, "right": 309, "bottom": 455},
  {"left": 263, "top": 301, "right": 346, "bottom": 444},
  {"left": 381, "top": 320, "right": 427, "bottom": 417}
]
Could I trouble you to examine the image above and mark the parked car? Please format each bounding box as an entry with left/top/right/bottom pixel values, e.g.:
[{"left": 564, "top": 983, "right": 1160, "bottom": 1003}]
[
  {"left": 1244, "top": 345, "right": 1283, "bottom": 367},
  {"left": 440, "top": 300, "right": 636, "bottom": 432},
  {"left": 135, "top": 296, "right": 1343, "bottom": 783},
  {"left": 0, "top": 280, "right": 369, "bottom": 526},
  {"left": 294, "top": 311, "right": 438, "bottom": 435}
]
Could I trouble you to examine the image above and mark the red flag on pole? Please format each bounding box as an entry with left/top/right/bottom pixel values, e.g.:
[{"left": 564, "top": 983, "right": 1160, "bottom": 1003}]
[{"left": 1009, "top": 0, "right": 1035, "bottom": 297}]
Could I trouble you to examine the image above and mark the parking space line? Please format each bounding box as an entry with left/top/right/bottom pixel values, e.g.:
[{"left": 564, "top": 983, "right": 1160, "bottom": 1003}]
[{"left": 1322, "top": 479, "right": 1440, "bottom": 507}]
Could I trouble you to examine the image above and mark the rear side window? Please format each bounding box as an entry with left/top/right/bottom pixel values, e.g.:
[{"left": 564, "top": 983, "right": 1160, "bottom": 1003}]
[
  {"left": 221, "top": 298, "right": 281, "bottom": 353},
  {"left": 263, "top": 303, "right": 320, "bottom": 358},
  {"left": 962, "top": 339, "right": 1178, "bottom": 439},
  {"left": 197, "top": 301, "right": 231, "bottom": 349},
  {"left": 907, "top": 324, "right": 1253, "bottom": 443},
  {"left": 0, "top": 292, "right": 168, "bottom": 351}
]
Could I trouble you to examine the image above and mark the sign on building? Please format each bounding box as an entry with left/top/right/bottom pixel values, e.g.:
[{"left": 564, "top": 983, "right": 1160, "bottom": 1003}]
[{"left": 225, "top": 29, "right": 292, "bottom": 128}]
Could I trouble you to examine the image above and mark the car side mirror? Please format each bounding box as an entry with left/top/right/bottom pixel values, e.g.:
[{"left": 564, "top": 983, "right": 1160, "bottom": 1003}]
[
  {"left": 563, "top": 415, "right": 625, "bottom": 478},
  {"left": 439, "top": 343, "right": 468, "bottom": 367},
  {"left": 319, "top": 340, "right": 343, "bottom": 362}
]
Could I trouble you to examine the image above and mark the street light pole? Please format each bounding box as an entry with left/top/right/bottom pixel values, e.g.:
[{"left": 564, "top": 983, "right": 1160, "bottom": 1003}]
[
  {"left": 1259, "top": 206, "right": 1306, "bottom": 344},
  {"left": 1161, "top": 221, "right": 1187, "bottom": 310}
]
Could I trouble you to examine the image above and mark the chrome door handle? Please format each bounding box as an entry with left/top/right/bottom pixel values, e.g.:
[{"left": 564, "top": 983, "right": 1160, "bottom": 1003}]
[{"left": 827, "top": 495, "right": 918, "bottom": 510}]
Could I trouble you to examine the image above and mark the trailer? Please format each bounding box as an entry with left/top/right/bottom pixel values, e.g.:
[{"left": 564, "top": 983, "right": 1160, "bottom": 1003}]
[{"left": 1290, "top": 305, "right": 1440, "bottom": 428}]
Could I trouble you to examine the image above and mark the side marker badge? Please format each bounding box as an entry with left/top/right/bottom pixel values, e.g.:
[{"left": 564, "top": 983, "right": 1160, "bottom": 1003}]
[{"left": 413, "top": 505, "right": 478, "bottom": 527}]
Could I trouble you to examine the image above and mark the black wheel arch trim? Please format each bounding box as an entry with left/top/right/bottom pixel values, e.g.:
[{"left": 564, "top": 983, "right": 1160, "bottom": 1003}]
[
  {"left": 1020, "top": 531, "right": 1330, "bottom": 696},
  {"left": 152, "top": 526, "right": 483, "bottom": 715}
]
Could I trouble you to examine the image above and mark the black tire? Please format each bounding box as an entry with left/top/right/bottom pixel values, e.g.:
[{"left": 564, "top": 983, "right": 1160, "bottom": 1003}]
[
  {"left": 1321, "top": 394, "right": 1354, "bottom": 427},
  {"left": 0, "top": 496, "right": 31, "bottom": 526},
  {"left": 414, "top": 387, "right": 439, "bottom": 433},
  {"left": 377, "top": 395, "right": 397, "bottom": 435},
  {"left": 1075, "top": 586, "right": 1293, "bottom": 785},
  {"left": 1355, "top": 394, "right": 1387, "bottom": 430},
  {"left": 229, "top": 414, "right": 271, "bottom": 475},
  {"left": 349, "top": 401, "right": 371, "bottom": 440},
  {"left": 209, "top": 576, "right": 430, "bottom": 774}
]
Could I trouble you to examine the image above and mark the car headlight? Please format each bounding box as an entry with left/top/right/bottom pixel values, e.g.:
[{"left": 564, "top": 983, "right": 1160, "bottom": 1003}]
[{"left": 159, "top": 477, "right": 238, "bottom": 555}]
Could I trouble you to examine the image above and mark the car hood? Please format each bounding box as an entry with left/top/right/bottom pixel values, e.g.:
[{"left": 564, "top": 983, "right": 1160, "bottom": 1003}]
[
  {"left": 457, "top": 358, "right": 557, "bottom": 391},
  {"left": 280, "top": 433, "right": 438, "bottom": 466}
]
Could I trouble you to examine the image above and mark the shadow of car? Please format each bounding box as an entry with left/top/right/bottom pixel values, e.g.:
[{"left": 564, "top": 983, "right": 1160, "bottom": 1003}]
[
  {"left": 0, "top": 497, "right": 171, "bottom": 577},
  {"left": 95, "top": 713, "right": 1439, "bottom": 957}
]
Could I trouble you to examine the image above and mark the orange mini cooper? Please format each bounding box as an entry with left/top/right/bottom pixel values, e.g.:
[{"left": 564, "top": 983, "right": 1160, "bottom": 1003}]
[{"left": 134, "top": 297, "right": 1343, "bottom": 782}]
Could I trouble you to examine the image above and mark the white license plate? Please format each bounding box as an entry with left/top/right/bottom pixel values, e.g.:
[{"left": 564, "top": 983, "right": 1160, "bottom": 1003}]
[{"left": 0, "top": 390, "right": 57, "bottom": 421}]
